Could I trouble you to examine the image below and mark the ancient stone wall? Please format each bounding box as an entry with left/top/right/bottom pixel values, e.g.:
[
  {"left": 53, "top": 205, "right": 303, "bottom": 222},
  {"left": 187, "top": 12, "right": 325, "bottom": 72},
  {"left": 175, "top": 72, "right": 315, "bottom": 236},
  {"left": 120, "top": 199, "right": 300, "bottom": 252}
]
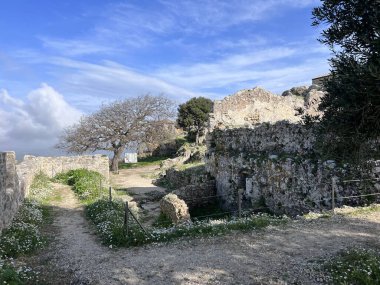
[
  {"left": 158, "top": 164, "right": 217, "bottom": 208},
  {"left": 0, "top": 152, "right": 23, "bottom": 232},
  {"left": 173, "top": 181, "right": 216, "bottom": 209},
  {"left": 209, "top": 121, "right": 315, "bottom": 156},
  {"left": 206, "top": 123, "right": 380, "bottom": 216},
  {"left": 17, "top": 154, "right": 110, "bottom": 195}
]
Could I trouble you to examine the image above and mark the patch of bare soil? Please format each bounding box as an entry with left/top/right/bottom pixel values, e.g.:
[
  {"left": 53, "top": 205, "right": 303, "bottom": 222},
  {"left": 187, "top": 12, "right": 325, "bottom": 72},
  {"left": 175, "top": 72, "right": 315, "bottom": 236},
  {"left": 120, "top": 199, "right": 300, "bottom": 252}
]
[{"left": 31, "top": 179, "right": 380, "bottom": 285}]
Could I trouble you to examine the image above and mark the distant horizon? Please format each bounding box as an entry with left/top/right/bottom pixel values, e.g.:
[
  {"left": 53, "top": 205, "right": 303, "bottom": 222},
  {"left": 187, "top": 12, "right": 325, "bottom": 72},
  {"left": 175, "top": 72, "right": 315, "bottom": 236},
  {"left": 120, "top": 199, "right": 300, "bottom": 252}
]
[{"left": 0, "top": 0, "right": 330, "bottom": 156}]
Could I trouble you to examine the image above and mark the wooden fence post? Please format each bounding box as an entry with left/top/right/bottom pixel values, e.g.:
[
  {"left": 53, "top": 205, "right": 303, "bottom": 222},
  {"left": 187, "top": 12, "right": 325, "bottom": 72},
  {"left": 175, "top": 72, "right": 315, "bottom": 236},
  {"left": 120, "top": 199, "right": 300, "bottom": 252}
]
[
  {"left": 109, "top": 186, "right": 112, "bottom": 203},
  {"left": 238, "top": 188, "right": 242, "bottom": 218},
  {"left": 331, "top": 177, "right": 336, "bottom": 215},
  {"left": 124, "top": 201, "right": 129, "bottom": 236}
]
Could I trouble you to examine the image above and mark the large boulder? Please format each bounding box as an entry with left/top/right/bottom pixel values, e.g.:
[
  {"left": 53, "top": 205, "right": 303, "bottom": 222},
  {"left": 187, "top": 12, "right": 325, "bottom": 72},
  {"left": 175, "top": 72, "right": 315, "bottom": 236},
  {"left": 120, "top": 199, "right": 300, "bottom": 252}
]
[{"left": 160, "top": 194, "right": 190, "bottom": 224}]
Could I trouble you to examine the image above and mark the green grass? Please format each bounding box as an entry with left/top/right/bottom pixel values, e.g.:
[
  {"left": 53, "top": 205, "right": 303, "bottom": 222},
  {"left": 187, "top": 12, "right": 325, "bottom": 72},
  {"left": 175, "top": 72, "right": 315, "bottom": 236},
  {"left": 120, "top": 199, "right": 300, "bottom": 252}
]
[
  {"left": 345, "top": 204, "right": 380, "bottom": 216},
  {"left": 0, "top": 261, "right": 39, "bottom": 285},
  {"left": 152, "top": 213, "right": 173, "bottom": 228},
  {"left": 119, "top": 156, "right": 171, "bottom": 169},
  {"left": 86, "top": 198, "right": 287, "bottom": 248},
  {"left": 176, "top": 161, "right": 205, "bottom": 171},
  {"left": 54, "top": 169, "right": 106, "bottom": 203},
  {"left": 114, "top": 188, "right": 138, "bottom": 197},
  {"left": 324, "top": 248, "right": 380, "bottom": 284}
]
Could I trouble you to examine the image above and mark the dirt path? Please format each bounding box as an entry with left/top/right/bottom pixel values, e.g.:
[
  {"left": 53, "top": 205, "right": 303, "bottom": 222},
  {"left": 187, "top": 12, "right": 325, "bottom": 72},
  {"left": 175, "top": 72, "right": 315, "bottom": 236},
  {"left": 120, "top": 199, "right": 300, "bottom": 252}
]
[
  {"left": 39, "top": 182, "right": 380, "bottom": 284},
  {"left": 111, "top": 165, "right": 167, "bottom": 225}
]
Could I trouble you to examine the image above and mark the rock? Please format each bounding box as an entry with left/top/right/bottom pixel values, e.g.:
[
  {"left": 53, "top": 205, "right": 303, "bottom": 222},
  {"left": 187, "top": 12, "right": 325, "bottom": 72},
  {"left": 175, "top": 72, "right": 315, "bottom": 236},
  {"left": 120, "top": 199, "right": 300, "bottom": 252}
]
[
  {"left": 160, "top": 194, "right": 191, "bottom": 224},
  {"left": 281, "top": 90, "right": 293, "bottom": 97}
]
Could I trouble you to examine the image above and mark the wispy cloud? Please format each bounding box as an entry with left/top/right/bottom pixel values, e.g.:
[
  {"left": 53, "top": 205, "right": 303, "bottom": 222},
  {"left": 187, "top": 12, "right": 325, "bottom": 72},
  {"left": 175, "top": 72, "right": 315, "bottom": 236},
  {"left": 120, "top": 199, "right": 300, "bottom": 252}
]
[
  {"left": 40, "top": 38, "right": 117, "bottom": 56},
  {"left": 154, "top": 38, "right": 329, "bottom": 93},
  {"left": 38, "top": 0, "right": 320, "bottom": 56},
  {"left": 48, "top": 58, "right": 201, "bottom": 105}
]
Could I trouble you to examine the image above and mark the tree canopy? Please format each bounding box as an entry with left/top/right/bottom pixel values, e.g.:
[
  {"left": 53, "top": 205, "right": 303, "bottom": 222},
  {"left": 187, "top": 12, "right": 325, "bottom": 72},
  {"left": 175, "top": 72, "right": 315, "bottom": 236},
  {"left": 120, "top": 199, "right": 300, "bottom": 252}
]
[
  {"left": 56, "top": 95, "right": 175, "bottom": 172},
  {"left": 177, "top": 97, "right": 213, "bottom": 144},
  {"left": 312, "top": 0, "right": 380, "bottom": 162}
]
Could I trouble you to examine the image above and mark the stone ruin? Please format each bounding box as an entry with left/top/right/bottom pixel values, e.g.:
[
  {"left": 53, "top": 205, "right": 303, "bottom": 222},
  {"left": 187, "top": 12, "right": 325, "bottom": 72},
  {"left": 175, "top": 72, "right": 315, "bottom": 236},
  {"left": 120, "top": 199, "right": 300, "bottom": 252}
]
[
  {"left": 205, "top": 85, "right": 380, "bottom": 216},
  {"left": 209, "top": 85, "right": 325, "bottom": 130},
  {"left": 0, "top": 152, "right": 110, "bottom": 232}
]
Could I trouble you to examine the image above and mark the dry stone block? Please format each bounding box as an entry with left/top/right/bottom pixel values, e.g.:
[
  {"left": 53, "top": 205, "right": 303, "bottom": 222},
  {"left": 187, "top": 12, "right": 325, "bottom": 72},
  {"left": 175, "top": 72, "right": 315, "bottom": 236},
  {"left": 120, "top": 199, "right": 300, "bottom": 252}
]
[{"left": 160, "top": 194, "right": 190, "bottom": 224}]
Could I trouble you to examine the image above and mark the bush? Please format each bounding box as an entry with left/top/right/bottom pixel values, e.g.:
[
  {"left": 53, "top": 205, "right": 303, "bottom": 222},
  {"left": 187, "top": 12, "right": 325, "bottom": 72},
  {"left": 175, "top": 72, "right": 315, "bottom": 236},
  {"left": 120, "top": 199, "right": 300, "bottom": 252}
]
[
  {"left": 55, "top": 169, "right": 105, "bottom": 202},
  {"left": 0, "top": 199, "right": 47, "bottom": 258}
]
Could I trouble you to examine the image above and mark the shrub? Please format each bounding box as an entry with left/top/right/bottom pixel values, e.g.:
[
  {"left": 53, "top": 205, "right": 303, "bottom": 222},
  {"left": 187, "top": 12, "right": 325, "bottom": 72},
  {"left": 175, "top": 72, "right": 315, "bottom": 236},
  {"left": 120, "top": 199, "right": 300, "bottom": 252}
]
[
  {"left": 55, "top": 169, "right": 105, "bottom": 202},
  {"left": 0, "top": 200, "right": 47, "bottom": 258}
]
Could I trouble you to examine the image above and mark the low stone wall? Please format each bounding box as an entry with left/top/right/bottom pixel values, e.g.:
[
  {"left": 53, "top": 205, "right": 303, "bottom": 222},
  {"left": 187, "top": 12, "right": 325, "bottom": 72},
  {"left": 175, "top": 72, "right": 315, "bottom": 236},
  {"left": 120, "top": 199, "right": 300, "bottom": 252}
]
[
  {"left": 173, "top": 181, "right": 216, "bottom": 209},
  {"left": 17, "top": 154, "right": 110, "bottom": 195},
  {"left": 163, "top": 165, "right": 210, "bottom": 190},
  {"left": 0, "top": 152, "right": 23, "bottom": 232}
]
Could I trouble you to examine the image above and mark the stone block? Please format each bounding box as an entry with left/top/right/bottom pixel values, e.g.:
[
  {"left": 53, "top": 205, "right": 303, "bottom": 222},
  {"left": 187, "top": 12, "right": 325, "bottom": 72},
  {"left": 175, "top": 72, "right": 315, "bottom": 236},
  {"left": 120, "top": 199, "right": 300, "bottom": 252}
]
[{"left": 160, "top": 194, "right": 190, "bottom": 224}]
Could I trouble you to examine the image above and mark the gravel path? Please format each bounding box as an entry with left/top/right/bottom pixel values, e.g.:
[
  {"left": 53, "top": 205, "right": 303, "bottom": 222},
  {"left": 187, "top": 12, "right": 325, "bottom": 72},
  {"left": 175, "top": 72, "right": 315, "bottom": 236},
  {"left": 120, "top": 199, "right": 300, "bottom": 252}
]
[{"left": 39, "top": 182, "right": 380, "bottom": 285}]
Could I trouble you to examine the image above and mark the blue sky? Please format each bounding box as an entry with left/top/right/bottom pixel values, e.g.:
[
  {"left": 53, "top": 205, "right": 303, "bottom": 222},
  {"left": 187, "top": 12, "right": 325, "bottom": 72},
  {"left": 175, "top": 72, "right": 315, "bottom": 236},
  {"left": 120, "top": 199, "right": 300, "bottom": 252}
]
[{"left": 0, "top": 0, "right": 330, "bottom": 157}]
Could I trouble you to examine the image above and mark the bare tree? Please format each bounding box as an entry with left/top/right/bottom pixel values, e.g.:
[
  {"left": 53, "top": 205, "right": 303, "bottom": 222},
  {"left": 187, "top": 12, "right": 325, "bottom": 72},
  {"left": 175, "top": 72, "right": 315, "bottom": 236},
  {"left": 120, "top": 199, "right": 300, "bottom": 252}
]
[{"left": 56, "top": 95, "right": 175, "bottom": 173}]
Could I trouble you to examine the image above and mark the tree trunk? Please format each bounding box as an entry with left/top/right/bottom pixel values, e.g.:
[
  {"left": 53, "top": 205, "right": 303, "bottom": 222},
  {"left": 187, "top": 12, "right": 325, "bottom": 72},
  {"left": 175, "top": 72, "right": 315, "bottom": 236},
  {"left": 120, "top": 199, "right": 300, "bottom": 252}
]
[
  {"left": 195, "top": 131, "right": 200, "bottom": 145},
  {"left": 110, "top": 148, "right": 124, "bottom": 174}
]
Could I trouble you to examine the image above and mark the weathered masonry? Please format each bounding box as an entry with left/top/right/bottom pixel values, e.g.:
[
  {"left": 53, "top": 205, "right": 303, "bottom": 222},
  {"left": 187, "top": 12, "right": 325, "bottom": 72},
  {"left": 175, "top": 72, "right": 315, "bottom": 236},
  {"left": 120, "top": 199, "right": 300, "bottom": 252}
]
[
  {"left": 206, "top": 86, "right": 380, "bottom": 216},
  {"left": 0, "top": 152, "right": 22, "bottom": 231},
  {"left": 0, "top": 152, "right": 110, "bottom": 232}
]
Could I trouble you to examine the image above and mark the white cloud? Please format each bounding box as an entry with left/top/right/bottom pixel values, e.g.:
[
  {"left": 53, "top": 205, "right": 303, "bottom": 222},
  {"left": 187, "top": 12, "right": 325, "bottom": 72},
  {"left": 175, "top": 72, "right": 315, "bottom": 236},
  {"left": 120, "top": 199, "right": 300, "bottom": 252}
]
[
  {"left": 0, "top": 89, "right": 24, "bottom": 107},
  {"left": 49, "top": 58, "right": 201, "bottom": 103},
  {"left": 0, "top": 84, "right": 82, "bottom": 157}
]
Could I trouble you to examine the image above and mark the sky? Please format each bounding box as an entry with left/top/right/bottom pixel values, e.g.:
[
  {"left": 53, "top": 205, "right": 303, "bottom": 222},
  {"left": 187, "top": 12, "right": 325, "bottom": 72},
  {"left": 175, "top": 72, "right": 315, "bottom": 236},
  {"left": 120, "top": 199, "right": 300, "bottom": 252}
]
[{"left": 0, "top": 0, "right": 331, "bottom": 158}]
